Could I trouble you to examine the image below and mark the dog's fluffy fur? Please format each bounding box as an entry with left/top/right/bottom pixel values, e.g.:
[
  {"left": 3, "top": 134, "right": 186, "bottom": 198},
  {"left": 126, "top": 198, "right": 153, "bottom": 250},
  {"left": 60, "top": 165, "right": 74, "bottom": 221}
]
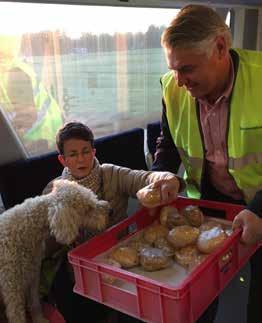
[{"left": 0, "top": 179, "right": 109, "bottom": 323}]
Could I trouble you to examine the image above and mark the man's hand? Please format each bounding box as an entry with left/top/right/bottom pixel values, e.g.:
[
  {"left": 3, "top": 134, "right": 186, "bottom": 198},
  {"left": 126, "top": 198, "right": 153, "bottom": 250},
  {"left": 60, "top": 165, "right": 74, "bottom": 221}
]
[
  {"left": 137, "top": 176, "right": 180, "bottom": 216},
  {"left": 232, "top": 209, "right": 262, "bottom": 245},
  {"left": 151, "top": 176, "right": 180, "bottom": 204}
]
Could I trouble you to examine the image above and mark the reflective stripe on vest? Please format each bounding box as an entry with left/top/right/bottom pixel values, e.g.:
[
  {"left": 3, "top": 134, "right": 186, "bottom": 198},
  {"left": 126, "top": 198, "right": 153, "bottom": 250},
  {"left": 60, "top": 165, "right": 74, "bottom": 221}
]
[
  {"left": 162, "top": 48, "right": 262, "bottom": 202},
  {"left": 228, "top": 152, "right": 262, "bottom": 169}
]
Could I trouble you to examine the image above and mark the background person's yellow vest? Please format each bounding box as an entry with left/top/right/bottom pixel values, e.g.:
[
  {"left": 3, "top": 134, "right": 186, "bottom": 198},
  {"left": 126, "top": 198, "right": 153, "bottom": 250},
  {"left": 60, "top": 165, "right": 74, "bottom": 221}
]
[
  {"left": 0, "top": 59, "right": 63, "bottom": 147},
  {"left": 162, "top": 48, "right": 262, "bottom": 202}
]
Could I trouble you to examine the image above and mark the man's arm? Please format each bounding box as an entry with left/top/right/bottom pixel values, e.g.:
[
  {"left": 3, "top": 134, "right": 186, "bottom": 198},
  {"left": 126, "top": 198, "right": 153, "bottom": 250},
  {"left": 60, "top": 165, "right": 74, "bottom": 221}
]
[
  {"left": 232, "top": 190, "right": 262, "bottom": 245},
  {"left": 152, "top": 99, "right": 181, "bottom": 173}
]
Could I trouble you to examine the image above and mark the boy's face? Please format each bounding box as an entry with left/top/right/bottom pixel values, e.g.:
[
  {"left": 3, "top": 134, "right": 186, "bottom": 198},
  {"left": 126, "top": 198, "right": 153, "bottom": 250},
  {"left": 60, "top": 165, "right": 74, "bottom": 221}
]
[{"left": 58, "top": 139, "right": 96, "bottom": 179}]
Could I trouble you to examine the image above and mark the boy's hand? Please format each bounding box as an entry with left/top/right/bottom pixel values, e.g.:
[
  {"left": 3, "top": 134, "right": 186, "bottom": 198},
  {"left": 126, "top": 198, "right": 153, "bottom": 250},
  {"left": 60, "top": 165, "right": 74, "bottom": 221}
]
[{"left": 232, "top": 209, "right": 262, "bottom": 245}]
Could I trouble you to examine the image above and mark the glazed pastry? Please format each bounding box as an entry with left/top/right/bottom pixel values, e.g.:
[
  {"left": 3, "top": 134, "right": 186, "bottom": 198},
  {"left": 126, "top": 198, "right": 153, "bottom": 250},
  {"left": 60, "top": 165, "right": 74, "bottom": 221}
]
[
  {"left": 143, "top": 223, "right": 169, "bottom": 244},
  {"left": 136, "top": 184, "right": 161, "bottom": 208},
  {"left": 197, "top": 227, "right": 227, "bottom": 254},
  {"left": 111, "top": 246, "right": 139, "bottom": 268},
  {"left": 140, "top": 247, "right": 171, "bottom": 271},
  {"left": 188, "top": 254, "right": 208, "bottom": 272},
  {"left": 102, "top": 258, "right": 122, "bottom": 284},
  {"left": 160, "top": 205, "right": 188, "bottom": 229},
  {"left": 200, "top": 221, "right": 222, "bottom": 232},
  {"left": 174, "top": 245, "right": 198, "bottom": 267},
  {"left": 128, "top": 238, "right": 151, "bottom": 253},
  {"left": 167, "top": 225, "right": 200, "bottom": 248},
  {"left": 154, "top": 237, "right": 176, "bottom": 256},
  {"left": 182, "top": 205, "right": 204, "bottom": 227}
]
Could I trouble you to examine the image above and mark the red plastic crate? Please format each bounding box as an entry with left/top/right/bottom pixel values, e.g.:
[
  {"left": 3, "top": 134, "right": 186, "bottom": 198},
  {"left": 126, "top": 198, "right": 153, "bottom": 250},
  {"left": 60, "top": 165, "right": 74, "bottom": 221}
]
[{"left": 68, "top": 197, "right": 258, "bottom": 323}]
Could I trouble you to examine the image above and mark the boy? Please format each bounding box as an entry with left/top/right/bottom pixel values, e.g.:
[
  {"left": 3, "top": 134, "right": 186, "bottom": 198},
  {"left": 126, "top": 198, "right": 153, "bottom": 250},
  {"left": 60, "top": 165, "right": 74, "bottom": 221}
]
[{"left": 43, "top": 122, "right": 182, "bottom": 322}]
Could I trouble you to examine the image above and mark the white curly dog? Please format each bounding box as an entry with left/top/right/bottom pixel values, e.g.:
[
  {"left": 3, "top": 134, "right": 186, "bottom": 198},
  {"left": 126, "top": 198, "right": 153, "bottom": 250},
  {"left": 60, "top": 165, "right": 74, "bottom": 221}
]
[{"left": 0, "top": 179, "right": 109, "bottom": 323}]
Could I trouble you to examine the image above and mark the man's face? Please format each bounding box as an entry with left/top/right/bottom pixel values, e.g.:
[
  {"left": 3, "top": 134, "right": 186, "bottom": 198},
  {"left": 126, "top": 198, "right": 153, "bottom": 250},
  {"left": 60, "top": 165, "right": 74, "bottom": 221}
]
[
  {"left": 58, "top": 139, "right": 96, "bottom": 179},
  {"left": 164, "top": 43, "right": 222, "bottom": 100}
]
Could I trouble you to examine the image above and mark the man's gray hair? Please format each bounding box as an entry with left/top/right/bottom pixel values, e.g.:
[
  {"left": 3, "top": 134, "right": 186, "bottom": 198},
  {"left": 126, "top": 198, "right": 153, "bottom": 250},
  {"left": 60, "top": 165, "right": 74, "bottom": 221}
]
[{"left": 161, "top": 5, "right": 232, "bottom": 56}]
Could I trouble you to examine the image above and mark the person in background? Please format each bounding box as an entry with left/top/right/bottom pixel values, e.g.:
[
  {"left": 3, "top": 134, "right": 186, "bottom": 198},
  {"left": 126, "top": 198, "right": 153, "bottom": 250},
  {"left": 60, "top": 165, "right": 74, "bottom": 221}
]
[
  {"left": 152, "top": 4, "right": 262, "bottom": 323},
  {"left": 43, "top": 121, "right": 182, "bottom": 323},
  {"left": 0, "top": 34, "right": 63, "bottom": 155}
]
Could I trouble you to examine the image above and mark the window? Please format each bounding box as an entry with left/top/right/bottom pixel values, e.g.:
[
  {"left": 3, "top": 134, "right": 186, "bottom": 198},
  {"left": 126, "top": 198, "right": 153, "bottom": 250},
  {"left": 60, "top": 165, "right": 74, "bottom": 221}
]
[{"left": 0, "top": 2, "right": 179, "bottom": 156}]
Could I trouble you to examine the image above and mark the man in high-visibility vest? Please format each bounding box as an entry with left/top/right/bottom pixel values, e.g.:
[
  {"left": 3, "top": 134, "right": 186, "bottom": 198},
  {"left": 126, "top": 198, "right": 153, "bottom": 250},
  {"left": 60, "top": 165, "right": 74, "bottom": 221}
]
[
  {"left": 152, "top": 4, "right": 262, "bottom": 323},
  {"left": 0, "top": 34, "right": 63, "bottom": 155}
]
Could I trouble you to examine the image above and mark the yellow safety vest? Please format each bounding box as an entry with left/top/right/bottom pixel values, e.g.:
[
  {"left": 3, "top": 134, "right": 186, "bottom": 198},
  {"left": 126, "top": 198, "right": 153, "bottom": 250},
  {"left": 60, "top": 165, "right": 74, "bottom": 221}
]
[
  {"left": 0, "top": 59, "right": 63, "bottom": 146},
  {"left": 161, "top": 48, "right": 262, "bottom": 202}
]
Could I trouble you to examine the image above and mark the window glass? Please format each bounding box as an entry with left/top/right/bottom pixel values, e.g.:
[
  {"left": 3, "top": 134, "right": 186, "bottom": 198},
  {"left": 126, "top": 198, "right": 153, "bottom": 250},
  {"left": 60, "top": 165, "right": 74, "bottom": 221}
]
[{"left": 0, "top": 2, "right": 179, "bottom": 156}]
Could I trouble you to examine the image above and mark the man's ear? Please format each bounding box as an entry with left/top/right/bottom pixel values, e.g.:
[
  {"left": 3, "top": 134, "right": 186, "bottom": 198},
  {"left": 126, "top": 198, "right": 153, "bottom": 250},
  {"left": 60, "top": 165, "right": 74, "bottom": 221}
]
[
  {"left": 58, "top": 154, "right": 66, "bottom": 167},
  {"left": 92, "top": 148, "right": 96, "bottom": 157},
  {"left": 215, "top": 36, "right": 227, "bottom": 58}
]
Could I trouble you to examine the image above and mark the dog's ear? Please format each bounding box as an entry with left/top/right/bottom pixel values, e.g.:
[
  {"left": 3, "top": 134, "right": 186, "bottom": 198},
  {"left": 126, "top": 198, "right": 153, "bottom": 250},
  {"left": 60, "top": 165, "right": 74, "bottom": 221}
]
[
  {"left": 84, "top": 200, "right": 110, "bottom": 232},
  {"left": 48, "top": 203, "right": 81, "bottom": 245}
]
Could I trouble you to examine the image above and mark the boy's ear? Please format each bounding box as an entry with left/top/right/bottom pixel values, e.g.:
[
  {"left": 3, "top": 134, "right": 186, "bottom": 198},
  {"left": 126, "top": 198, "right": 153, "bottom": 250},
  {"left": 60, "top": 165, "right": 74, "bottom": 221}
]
[
  {"left": 58, "top": 154, "right": 66, "bottom": 167},
  {"left": 93, "top": 148, "right": 96, "bottom": 156}
]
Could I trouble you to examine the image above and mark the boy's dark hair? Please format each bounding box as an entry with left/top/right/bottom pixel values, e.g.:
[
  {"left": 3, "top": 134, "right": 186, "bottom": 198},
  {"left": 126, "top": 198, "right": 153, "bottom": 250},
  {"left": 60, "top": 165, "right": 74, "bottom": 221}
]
[{"left": 56, "top": 122, "right": 94, "bottom": 154}]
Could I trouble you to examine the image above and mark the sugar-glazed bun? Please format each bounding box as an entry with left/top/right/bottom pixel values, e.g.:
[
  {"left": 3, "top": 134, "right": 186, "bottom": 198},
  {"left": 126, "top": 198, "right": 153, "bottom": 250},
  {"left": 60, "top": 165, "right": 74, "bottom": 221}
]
[
  {"left": 111, "top": 246, "right": 139, "bottom": 268},
  {"left": 167, "top": 225, "right": 200, "bottom": 248},
  {"left": 102, "top": 258, "right": 122, "bottom": 284},
  {"left": 128, "top": 238, "right": 151, "bottom": 254},
  {"left": 154, "top": 237, "right": 176, "bottom": 256},
  {"left": 160, "top": 205, "right": 188, "bottom": 229},
  {"left": 197, "top": 227, "right": 227, "bottom": 254},
  {"left": 200, "top": 221, "right": 222, "bottom": 232},
  {"left": 174, "top": 245, "right": 198, "bottom": 267},
  {"left": 182, "top": 205, "right": 204, "bottom": 227},
  {"left": 140, "top": 247, "right": 171, "bottom": 271},
  {"left": 136, "top": 185, "right": 161, "bottom": 208},
  {"left": 143, "top": 223, "right": 169, "bottom": 244},
  {"left": 188, "top": 254, "right": 208, "bottom": 272}
]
